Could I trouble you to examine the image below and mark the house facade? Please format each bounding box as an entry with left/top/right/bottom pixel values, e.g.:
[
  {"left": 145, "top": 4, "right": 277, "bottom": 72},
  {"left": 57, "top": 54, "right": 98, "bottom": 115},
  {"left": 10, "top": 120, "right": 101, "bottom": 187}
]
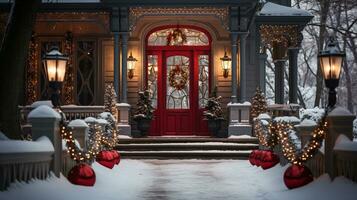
[{"left": 0, "top": 0, "right": 312, "bottom": 137}]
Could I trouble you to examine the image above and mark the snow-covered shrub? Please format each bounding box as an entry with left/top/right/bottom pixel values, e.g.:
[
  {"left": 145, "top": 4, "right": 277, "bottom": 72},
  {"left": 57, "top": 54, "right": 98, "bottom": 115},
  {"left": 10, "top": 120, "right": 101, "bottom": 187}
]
[
  {"left": 353, "top": 118, "right": 357, "bottom": 139},
  {"left": 299, "top": 107, "right": 325, "bottom": 123}
]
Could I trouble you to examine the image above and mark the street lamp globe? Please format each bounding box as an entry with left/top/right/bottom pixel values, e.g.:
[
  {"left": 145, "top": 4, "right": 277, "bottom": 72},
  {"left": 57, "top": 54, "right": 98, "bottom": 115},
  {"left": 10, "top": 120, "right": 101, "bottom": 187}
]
[
  {"left": 42, "top": 47, "right": 69, "bottom": 107},
  {"left": 318, "top": 36, "right": 345, "bottom": 108}
]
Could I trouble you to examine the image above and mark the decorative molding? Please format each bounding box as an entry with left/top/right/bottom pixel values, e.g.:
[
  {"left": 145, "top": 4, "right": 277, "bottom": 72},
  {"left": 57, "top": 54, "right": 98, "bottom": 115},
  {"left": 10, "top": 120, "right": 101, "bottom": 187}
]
[
  {"left": 259, "top": 24, "right": 299, "bottom": 48},
  {"left": 129, "top": 7, "right": 229, "bottom": 31}
]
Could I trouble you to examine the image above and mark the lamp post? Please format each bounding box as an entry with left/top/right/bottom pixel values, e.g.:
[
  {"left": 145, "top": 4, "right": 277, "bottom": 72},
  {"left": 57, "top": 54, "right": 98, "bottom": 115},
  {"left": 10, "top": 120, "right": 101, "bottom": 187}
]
[
  {"left": 42, "top": 47, "right": 68, "bottom": 107},
  {"left": 318, "top": 37, "right": 345, "bottom": 108},
  {"left": 220, "top": 48, "right": 231, "bottom": 78},
  {"left": 127, "top": 52, "right": 137, "bottom": 79}
]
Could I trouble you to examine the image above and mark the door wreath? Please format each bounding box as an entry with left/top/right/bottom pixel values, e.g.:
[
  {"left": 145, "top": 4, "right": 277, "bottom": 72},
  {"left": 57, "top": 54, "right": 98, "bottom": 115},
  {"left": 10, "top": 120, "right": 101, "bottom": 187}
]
[{"left": 168, "top": 65, "right": 189, "bottom": 90}]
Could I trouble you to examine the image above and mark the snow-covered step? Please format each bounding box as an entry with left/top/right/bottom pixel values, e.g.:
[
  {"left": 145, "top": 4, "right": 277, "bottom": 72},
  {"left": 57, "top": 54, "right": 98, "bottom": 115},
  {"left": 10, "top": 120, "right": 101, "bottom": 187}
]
[
  {"left": 116, "top": 143, "right": 259, "bottom": 151},
  {"left": 118, "top": 137, "right": 259, "bottom": 144},
  {"left": 118, "top": 150, "right": 252, "bottom": 159}
]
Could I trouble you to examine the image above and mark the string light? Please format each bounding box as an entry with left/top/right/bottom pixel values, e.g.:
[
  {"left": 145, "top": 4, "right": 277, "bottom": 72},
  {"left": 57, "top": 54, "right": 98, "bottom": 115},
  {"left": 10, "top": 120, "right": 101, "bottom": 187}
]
[
  {"left": 255, "top": 112, "right": 328, "bottom": 166},
  {"left": 260, "top": 24, "right": 299, "bottom": 48},
  {"left": 61, "top": 115, "right": 118, "bottom": 163}
]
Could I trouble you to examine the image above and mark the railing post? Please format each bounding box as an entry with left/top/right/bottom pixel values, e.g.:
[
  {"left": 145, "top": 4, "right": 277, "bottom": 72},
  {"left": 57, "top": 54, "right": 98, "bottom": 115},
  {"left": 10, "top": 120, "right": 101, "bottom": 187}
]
[
  {"left": 295, "top": 119, "right": 317, "bottom": 147},
  {"left": 68, "top": 119, "right": 89, "bottom": 150},
  {"left": 116, "top": 103, "right": 131, "bottom": 136},
  {"left": 28, "top": 105, "right": 62, "bottom": 178},
  {"left": 325, "top": 107, "right": 355, "bottom": 179}
]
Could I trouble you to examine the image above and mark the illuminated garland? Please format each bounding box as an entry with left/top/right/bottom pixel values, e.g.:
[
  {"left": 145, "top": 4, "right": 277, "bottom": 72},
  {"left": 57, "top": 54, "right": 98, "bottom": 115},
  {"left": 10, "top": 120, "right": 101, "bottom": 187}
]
[
  {"left": 254, "top": 119, "right": 278, "bottom": 149},
  {"left": 61, "top": 123, "right": 102, "bottom": 163},
  {"left": 260, "top": 25, "right": 299, "bottom": 48},
  {"left": 254, "top": 112, "right": 328, "bottom": 166},
  {"left": 276, "top": 116, "right": 328, "bottom": 166},
  {"left": 100, "top": 116, "right": 118, "bottom": 150},
  {"left": 168, "top": 65, "right": 189, "bottom": 90},
  {"left": 25, "top": 33, "right": 39, "bottom": 105},
  {"left": 63, "top": 31, "right": 75, "bottom": 104}
]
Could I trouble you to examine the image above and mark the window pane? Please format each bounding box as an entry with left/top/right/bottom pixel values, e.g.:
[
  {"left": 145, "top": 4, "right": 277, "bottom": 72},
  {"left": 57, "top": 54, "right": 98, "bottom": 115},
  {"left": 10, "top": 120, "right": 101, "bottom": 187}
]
[
  {"left": 148, "top": 28, "right": 209, "bottom": 46},
  {"left": 147, "top": 55, "right": 158, "bottom": 108},
  {"left": 166, "top": 55, "right": 190, "bottom": 109},
  {"left": 199, "top": 55, "right": 209, "bottom": 108}
]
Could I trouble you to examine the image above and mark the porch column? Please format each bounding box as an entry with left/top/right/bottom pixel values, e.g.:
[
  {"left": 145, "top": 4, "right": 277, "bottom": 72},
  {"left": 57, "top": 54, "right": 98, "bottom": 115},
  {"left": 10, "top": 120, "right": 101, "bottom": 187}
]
[
  {"left": 230, "top": 32, "right": 238, "bottom": 103},
  {"left": 288, "top": 47, "right": 299, "bottom": 104},
  {"left": 113, "top": 32, "right": 120, "bottom": 97},
  {"left": 274, "top": 60, "right": 285, "bottom": 104},
  {"left": 120, "top": 32, "right": 129, "bottom": 103},
  {"left": 259, "top": 52, "right": 268, "bottom": 94},
  {"left": 238, "top": 32, "right": 248, "bottom": 102}
]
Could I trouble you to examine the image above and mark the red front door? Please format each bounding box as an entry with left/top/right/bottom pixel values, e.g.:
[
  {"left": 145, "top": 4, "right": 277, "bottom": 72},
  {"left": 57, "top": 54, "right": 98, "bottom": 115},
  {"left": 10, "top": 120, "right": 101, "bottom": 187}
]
[{"left": 146, "top": 50, "right": 210, "bottom": 136}]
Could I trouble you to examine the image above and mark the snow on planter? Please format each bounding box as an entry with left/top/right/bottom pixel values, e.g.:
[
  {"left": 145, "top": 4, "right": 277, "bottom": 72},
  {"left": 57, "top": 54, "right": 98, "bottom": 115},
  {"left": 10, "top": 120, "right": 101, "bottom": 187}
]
[{"left": 28, "top": 105, "right": 61, "bottom": 119}]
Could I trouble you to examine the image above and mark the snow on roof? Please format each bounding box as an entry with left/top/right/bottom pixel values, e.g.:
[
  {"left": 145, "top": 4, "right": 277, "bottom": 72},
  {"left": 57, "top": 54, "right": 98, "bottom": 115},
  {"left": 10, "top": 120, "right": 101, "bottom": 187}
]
[
  {"left": 28, "top": 105, "right": 61, "bottom": 119},
  {"left": 68, "top": 119, "right": 88, "bottom": 128},
  {"left": 334, "top": 134, "right": 357, "bottom": 152},
  {"left": 0, "top": 136, "right": 54, "bottom": 153},
  {"left": 259, "top": 2, "right": 313, "bottom": 17},
  {"left": 30, "top": 100, "right": 53, "bottom": 108}
]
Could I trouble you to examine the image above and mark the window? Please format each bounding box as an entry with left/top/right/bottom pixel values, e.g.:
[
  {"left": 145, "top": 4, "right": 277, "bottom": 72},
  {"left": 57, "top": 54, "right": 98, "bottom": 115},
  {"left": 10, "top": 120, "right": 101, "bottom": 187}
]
[{"left": 148, "top": 28, "right": 209, "bottom": 46}]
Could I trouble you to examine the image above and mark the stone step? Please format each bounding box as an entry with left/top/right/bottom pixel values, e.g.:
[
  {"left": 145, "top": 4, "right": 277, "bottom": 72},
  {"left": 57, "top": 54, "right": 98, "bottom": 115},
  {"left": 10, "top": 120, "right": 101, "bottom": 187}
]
[
  {"left": 116, "top": 143, "right": 259, "bottom": 151},
  {"left": 118, "top": 137, "right": 259, "bottom": 144},
  {"left": 118, "top": 150, "right": 252, "bottom": 159}
]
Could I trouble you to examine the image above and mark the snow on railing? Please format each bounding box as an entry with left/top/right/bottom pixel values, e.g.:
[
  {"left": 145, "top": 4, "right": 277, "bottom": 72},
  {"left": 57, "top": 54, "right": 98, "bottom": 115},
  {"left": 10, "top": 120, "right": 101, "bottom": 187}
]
[
  {"left": 334, "top": 134, "right": 357, "bottom": 182},
  {"left": 0, "top": 136, "right": 54, "bottom": 191}
]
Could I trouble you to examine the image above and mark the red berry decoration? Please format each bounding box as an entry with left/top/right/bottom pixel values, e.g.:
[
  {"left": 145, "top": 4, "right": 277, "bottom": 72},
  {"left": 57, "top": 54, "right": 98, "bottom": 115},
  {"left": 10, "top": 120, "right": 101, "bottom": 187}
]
[
  {"left": 111, "top": 150, "right": 121, "bottom": 165},
  {"left": 284, "top": 164, "right": 313, "bottom": 189},
  {"left": 67, "top": 163, "right": 96, "bottom": 186},
  {"left": 260, "top": 150, "right": 280, "bottom": 170},
  {"left": 96, "top": 150, "right": 115, "bottom": 169}
]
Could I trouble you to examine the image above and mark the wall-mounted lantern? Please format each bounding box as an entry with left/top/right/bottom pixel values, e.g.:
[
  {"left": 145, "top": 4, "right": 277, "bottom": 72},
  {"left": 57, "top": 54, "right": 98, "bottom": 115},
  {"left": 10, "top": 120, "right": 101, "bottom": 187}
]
[
  {"left": 318, "top": 36, "right": 345, "bottom": 108},
  {"left": 220, "top": 48, "right": 231, "bottom": 78},
  {"left": 42, "top": 47, "right": 68, "bottom": 107},
  {"left": 127, "top": 52, "right": 137, "bottom": 79}
]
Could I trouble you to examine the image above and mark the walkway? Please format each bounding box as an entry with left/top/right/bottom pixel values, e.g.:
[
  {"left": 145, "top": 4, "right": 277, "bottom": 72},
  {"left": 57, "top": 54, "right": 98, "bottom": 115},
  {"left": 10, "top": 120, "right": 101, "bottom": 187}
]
[{"left": 1, "top": 160, "right": 357, "bottom": 200}]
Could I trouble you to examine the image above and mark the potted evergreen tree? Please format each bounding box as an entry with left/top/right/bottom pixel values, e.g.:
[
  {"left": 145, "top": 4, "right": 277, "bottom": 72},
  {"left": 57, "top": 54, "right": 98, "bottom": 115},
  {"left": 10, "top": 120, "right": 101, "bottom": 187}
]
[
  {"left": 133, "top": 90, "right": 154, "bottom": 137},
  {"left": 203, "top": 87, "right": 226, "bottom": 138}
]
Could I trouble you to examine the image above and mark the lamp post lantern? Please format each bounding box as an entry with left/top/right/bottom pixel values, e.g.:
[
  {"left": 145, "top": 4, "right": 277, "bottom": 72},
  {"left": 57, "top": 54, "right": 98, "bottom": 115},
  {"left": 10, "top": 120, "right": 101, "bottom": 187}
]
[
  {"left": 318, "top": 36, "right": 345, "bottom": 108},
  {"left": 220, "top": 48, "right": 231, "bottom": 78},
  {"left": 127, "top": 52, "right": 137, "bottom": 79},
  {"left": 42, "top": 47, "right": 69, "bottom": 107}
]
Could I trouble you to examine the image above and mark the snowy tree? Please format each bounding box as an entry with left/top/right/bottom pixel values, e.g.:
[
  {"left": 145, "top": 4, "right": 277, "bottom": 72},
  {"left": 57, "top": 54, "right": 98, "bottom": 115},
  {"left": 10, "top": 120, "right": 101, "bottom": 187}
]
[
  {"left": 104, "top": 82, "right": 118, "bottom": 121},
  {"left": 250, "top": 87, "right": 268, "bottom": 121}
]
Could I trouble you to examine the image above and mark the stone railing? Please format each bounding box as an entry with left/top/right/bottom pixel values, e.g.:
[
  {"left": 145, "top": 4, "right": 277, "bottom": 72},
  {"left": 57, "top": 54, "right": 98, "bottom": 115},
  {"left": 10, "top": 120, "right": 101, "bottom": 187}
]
[
  {"left": 0, "top": 137, "right": 54, "bottom": 191},
  {"left": 227, "top": 102, "right": 252, "bottom": 136},
  {"left": 20, "top": 104, "right": 105, "bottom": 122},
  {"left": 255, "top": 106, "right": 357, "bottom": 183},
  {"left": 267, "top": 104, "right": 300, "bottom": 118}
]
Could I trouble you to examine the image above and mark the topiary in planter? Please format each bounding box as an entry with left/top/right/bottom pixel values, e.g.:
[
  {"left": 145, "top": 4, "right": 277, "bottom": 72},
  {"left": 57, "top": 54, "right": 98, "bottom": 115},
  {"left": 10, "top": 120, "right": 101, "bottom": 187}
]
[
  {"left": 133, "top": 90, "right": 155, "bottom": 137},
  {"left": 203, "top": 87, "right": 226, "bottom": 137}
]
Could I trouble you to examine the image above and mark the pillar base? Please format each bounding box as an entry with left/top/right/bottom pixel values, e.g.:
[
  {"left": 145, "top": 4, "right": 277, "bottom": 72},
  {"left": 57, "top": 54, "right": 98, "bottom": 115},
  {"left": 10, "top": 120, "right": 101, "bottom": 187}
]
[
  {"left": 116, "top": 103, "right": 131, "bottom": 136},
  {"left": 227, "top": 102, "right": 252, "bottom": 136}
]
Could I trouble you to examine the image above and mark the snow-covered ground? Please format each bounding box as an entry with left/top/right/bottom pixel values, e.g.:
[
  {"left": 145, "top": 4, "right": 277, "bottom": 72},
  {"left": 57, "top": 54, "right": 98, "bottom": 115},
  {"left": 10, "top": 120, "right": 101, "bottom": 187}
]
[{"left": 1, "top": 159, "right": 357, "bottom": 200}]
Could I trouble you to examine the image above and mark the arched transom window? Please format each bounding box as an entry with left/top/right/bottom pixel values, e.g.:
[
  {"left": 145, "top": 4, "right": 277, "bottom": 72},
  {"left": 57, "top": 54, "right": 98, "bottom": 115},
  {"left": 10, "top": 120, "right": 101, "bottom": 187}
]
[{"left": 147, "top": 27, "right": 210, "bottom": 46}]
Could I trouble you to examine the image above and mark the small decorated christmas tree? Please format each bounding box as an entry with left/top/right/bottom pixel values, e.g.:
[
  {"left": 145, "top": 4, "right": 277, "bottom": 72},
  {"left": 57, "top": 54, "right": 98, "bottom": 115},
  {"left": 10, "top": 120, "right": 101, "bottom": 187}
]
[
  {"left": 250, "top": 87, "right": 268, "bottom": 121},
  {"left": 204, "top": 86, "right": 224, "bottom": 120},
  {"left": 104, "top": 82, "right": 118, "bottom": 121},
  {"left": 133, "top": 90, "right": 155, "bottom": 121}
]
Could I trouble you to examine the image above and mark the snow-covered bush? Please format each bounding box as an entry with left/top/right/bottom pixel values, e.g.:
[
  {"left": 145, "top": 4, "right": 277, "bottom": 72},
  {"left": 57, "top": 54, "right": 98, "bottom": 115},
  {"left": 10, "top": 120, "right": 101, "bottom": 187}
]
[
  {"left": 353, "top": 118, "right": 357, "bottom": 139},
  {"left": 299, "top": 107, "right": 325, "bottom": 123}
]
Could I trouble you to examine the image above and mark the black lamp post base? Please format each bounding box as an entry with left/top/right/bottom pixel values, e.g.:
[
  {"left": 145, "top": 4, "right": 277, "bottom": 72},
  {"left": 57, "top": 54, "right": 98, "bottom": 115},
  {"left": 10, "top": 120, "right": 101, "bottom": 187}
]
[{"left": 49, "top": 81, "right": 62, "bottom": 108}]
